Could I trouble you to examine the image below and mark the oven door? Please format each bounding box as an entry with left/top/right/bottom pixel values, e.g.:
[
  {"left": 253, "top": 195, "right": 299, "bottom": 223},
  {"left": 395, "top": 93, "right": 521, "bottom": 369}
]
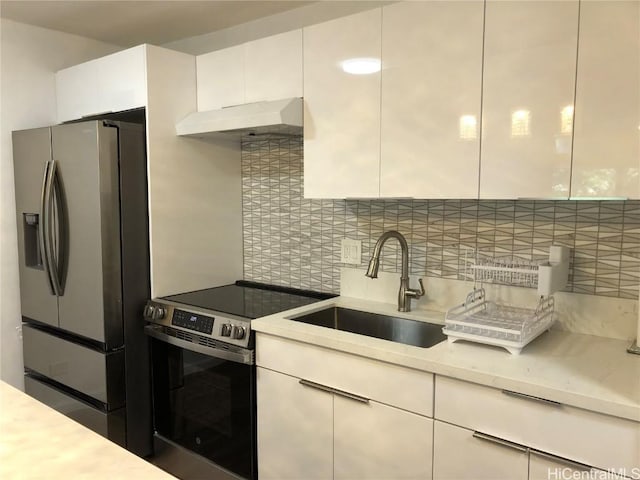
[{"left": 147, "top": 326, "right": 256, "bottom": 480}]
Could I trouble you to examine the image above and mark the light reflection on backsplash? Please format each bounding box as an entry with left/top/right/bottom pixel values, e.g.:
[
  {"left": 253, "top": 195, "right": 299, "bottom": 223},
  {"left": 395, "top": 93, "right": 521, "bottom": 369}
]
[{"left": 241, "top": 135, "right": 640, "bottom": 299}]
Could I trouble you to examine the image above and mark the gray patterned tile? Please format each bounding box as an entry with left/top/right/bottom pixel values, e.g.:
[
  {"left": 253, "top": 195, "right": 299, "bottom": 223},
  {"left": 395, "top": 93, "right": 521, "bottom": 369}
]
[{"left": 240, "top": 136, "right": 639, "bottom": 298}]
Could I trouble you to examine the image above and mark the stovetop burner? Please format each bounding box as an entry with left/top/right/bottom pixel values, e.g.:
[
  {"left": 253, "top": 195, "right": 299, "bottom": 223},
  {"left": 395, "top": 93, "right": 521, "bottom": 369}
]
[{"left": 161, "top": 280, "right": 335, "bottom": 319}]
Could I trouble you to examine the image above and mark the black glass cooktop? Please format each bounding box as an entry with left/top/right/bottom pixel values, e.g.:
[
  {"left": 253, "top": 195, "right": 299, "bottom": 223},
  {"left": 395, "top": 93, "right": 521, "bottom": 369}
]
[{"left": 161, "top": 281, "right": 335, "bottom": 319}]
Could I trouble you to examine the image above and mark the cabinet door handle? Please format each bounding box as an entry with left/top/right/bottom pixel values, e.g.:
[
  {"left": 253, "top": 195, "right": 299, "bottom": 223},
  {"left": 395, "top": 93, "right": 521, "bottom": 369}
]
[
  {"left": 472, "top": 431, "right": 529, "bottom": 453},
  {"left": 501, "top": 389, "right": 562, "bottom": 407},
  {"left": 299, "top": 379, "right": 369, "bottom": 404},
  {"left": 529, "top": 449, "right": 592, "bottom": 472}
]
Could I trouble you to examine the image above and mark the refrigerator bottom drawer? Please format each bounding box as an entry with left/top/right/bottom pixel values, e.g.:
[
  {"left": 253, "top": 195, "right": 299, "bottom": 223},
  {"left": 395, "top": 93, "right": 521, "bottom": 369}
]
[
  {"left": 24, "top": 375, "right": 125, "bottom": 447},
  {"left": 22, "top": 323, "right": 125, "bottom": 407}
]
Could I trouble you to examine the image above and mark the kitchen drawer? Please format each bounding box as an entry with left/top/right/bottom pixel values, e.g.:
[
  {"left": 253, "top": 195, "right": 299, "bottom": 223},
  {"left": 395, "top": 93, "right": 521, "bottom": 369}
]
[
  {"left": 528, "top": 450, "right": 627, "bottom": 480},
  {"left": 435, "top": 375, "right": 640, "bottom": 472},
  {"left": 256, "top": 333, "right": 433, "bottom": 417},
  {"left": 433, "top": 420, "right": 528, "bottom": 480}
]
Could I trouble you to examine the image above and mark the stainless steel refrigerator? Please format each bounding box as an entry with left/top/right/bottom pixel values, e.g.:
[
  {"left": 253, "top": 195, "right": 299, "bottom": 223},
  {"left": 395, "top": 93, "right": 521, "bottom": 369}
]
[{"left": 13, "top": 120, "right": 152, "bottom": 456}]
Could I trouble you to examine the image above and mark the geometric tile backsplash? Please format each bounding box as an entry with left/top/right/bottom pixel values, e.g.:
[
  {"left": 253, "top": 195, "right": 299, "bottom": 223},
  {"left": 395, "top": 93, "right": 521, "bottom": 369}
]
[{"left": 242, "top": 135, "right": 640, "bottom": 299}]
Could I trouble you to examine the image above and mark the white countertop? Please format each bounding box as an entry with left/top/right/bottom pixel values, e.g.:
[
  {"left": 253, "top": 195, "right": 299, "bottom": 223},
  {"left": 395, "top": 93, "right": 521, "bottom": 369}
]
[
  {"left": 252, "top": 296, "right": 640, "bottom": 422},
  {"left": 0, "top": 381, "right": 176, "bottom": 480}
]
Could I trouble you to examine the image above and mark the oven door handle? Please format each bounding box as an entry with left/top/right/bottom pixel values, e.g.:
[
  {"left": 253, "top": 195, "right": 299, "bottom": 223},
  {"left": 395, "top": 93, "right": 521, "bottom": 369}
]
[{"left": 144, "top": 325, "right": 255, "bottom": 365}]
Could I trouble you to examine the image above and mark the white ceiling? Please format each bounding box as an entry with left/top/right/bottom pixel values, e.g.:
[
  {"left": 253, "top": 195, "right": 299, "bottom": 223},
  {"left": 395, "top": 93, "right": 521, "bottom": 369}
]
[{"left": 0, "top": 0, "right": 314, "bottom": 47}]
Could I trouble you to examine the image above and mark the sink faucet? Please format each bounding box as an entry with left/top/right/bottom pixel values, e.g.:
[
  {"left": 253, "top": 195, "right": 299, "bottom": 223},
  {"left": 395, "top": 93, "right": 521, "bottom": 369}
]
[{"left": 365, "top": 230, "right": 425, "bottom": 312}]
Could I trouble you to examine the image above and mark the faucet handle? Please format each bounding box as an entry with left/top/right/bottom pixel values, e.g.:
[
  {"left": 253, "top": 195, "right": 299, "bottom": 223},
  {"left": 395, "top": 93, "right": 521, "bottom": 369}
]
[{"left": 406, "top": 278, "right": 425, "bottom": 299}]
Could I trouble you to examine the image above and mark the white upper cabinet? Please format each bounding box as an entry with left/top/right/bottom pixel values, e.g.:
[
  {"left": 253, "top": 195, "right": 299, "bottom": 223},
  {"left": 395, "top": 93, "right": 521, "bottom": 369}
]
[
  {"left": 56, "top": 45, "right": 147, "bottom": 123},
  {"left": 244, "top": 30, "right": 303, "bottom": 104},
  {"left": 571, "top": 1, "right": 640, "bottom": 199},
  {"left": 479, "top": 1, "right": 579, "bottom": 199},
  {"left": 380, "top": 1, "right": 484, "bottom": 199},
  {"left": 303, "top": 8, "right": 382, "bottom": 199},
  {"left": 196, "top": 45, "right": 245, "bottom": 110},
  {"left": 304, "top": 3, "right": 483, "bottom": 199},
  {"left": 196, "top": 30, "right": 302, "bottom": 111}
]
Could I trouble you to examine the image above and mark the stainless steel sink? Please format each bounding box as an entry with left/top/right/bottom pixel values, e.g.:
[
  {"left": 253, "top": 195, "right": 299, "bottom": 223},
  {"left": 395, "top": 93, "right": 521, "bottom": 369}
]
[{"left": 288, "top": 307, "right": 446, "bottom": 348}]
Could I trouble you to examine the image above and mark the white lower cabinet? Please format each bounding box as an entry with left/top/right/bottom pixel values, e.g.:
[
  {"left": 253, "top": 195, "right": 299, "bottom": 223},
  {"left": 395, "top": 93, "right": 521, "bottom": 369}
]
[
  {"left": 434, "top": 375, "right": 640, "bottom": 480},
  {"left": 257, "top": 367, "right": 332, "bottom": 480},
  {"left": 433, "top": 422, "right": 626, "bottom": 480},
  {"left": 256, "top": 333, "right": 434, "bottom": 479},
  {"left": 433, "top": 421, "right": 528, "bottom": 480},
  {"left": 257, "top": 340, "right": 638, "bottom": 480},
  {"left": 529, "top": 452, "right": 577, "bottom": 480},
  {"left": 334, "top": 395, "right": 433, "bottom": 480},
  {"left": 435, "top": 376, "right": 640, "bottom": 473},
  {"left": 528, "top": 451, "right": 620, "bottom": 480},
  {"left": 257, "top": 366, "right": 434, "bottom": 480}
]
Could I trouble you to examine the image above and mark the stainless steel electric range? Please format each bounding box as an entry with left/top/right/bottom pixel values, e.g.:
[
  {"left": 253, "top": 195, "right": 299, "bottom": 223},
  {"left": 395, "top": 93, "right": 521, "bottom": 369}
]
[{"left": 143, "top": 281, "right": 334, "bottom": 480}]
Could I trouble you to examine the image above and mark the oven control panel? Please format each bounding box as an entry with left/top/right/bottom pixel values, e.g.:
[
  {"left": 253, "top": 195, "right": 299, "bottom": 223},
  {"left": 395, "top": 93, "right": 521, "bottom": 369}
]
[
  {"left": 144, "top": 300, "right": 252, "bottom": 348},
  {"left": 172, "top": 309, "right": 214, "bottom": 335}
]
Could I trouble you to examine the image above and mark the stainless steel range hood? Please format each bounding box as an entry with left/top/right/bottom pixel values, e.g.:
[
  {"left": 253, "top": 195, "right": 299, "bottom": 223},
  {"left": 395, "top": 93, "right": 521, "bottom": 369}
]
[{"left": 176, "top": 97, "right": 302, "bottom": 138}]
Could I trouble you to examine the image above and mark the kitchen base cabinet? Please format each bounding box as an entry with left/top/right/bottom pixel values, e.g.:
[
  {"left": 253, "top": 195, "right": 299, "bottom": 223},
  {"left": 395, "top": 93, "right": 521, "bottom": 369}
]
[
  {"left": 334, "top": 395, "right": 433, "bottom": 480},
  {"left": 435, "top": 375, "right": 640, "bottom": 473},
  {"left": 433, "top": 421, "right": 529, "bottom": 480},
  {"left": 257, "top": 367, "right": 332, "bottom": 480},
  {"left": 433, "top": 422, "right": 630, "bottom": 480},
  {"left": 256, "top": 333, "right": 435, "bottom": 480},
  {"left": 527, "top": 451, "right": 625, "bottom": 480},
  {"left": 257, "top": 366, "right": 434, "bottom": 480}
]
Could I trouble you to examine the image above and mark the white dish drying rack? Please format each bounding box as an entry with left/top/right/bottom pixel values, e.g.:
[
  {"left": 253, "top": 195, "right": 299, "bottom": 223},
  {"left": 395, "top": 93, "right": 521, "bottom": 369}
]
[{"left": 443, "top": 246, "right": 569, "bottom": 355}]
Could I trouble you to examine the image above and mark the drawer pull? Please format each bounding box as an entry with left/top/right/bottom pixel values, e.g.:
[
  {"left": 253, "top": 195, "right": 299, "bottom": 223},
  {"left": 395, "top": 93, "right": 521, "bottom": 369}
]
[
  {"left": 530, "top": 449, "right": 592, "bottom": 472},
  {"left": 501, "top": 389, "right": 562, "bottom": 407},
  {"left": 299, "top": 379, "right": 370, "bottom": 404},
  {"left": 472, "top": 431, "right": 529, "bottom": 453}
]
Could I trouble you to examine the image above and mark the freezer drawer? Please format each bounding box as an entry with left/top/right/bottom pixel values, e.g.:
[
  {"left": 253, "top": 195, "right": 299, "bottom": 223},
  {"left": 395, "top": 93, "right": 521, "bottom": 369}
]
[
  {"left": 23, "top": 324, "right": 125, "bottom": 408},
  {"left": 25, "top": 375, "right": 125, "bottom": 447}
]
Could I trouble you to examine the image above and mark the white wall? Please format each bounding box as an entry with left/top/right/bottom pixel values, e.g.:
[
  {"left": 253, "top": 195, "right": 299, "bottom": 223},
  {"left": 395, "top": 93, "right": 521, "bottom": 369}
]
[{"left": 0, "top": 19, "right": 119, "bottom": 389}]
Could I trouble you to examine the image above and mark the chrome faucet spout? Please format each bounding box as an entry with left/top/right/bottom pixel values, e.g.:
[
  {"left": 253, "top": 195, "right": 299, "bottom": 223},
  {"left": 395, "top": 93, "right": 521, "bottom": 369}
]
[
  {"left": 365, "top": 256, "right": 380, "bottom": 278},
  {"left": 365, "top": 230, "right": 425, "bottom": 312}
]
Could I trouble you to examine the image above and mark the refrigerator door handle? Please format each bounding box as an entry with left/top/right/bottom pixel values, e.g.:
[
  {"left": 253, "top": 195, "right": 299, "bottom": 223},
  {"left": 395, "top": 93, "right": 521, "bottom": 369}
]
[
  {"left": 39, "top": 160, "right": 56, "bottom": 295},
  {"left": 42, "top": 160, "right": 63, "bottom": 296},
  {"left": 51, "top": 160, "right": 67, "bottom": 295}
]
